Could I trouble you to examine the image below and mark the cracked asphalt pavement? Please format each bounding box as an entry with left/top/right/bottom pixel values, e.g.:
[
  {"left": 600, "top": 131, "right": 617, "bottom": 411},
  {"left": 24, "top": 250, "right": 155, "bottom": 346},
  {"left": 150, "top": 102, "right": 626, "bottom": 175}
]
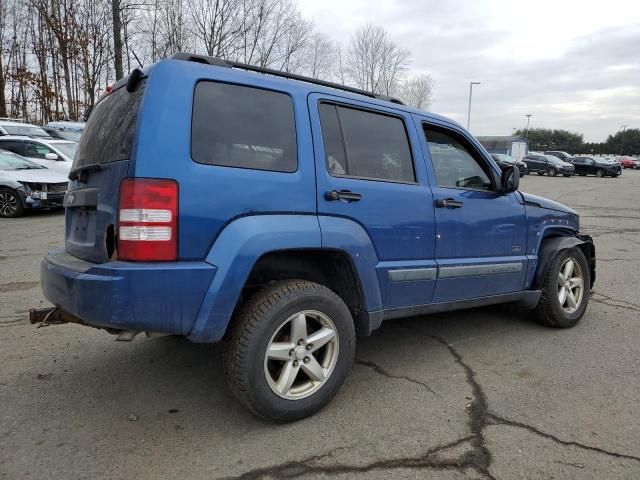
[{"left": 1, "top": 173, "right": 639, "bottom": 479}]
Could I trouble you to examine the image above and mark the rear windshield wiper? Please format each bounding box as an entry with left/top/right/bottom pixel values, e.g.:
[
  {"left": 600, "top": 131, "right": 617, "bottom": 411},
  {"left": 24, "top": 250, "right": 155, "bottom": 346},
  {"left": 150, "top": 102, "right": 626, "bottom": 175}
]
[{"left": 69, "top": 163, "right": 103, "bottom": 181}]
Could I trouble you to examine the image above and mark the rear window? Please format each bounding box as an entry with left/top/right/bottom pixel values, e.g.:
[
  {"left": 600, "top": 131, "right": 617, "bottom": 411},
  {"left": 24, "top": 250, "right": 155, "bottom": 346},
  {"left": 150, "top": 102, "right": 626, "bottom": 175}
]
[
  {"left": 74, "top": 81, "right": 146, "bottom": 167},
  {"left": 191, "top": 82, "right": 297, "bottom": 173}
]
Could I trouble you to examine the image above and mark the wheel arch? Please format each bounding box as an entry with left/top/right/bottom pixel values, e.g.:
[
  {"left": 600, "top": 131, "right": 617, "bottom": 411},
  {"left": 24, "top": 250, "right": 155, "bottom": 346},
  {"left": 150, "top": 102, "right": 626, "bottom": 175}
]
[
  {"left": 188, "top": 214, "right": 382, "bottom": 343},
  {"left": 532, "top": 234, "right": 595, "bottom": 290}
]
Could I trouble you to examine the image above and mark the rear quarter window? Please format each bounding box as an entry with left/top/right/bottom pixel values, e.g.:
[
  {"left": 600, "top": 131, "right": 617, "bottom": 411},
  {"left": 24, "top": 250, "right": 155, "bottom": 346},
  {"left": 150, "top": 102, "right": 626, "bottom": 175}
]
[{"left": 191, "top": 82, "right": 297, "bottom": 173}]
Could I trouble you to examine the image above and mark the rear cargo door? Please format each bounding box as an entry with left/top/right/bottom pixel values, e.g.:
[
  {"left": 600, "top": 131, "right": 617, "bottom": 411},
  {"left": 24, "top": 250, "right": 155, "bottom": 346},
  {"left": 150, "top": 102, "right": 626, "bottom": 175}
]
[{"left": 64, "top": 78, "right": 146, "bottom": 263}]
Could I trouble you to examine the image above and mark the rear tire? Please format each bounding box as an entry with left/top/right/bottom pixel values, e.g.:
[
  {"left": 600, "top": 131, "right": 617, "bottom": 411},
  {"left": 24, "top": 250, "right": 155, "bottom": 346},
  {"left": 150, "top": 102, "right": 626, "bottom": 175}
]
[
  {"left": 0, "top": 188, "right": 24, "bottom": 218},
  {"left": 595, "top": 168, "right": 604, "bottom": 177},
  {"left": 224, "top": 280, "right": 356, "bottom": 423},
  {"left": 534, "top": 248, "right": 590, "bottom": 328},
  {"left": 547, "top": 167, "right": 557, "bottom": 176}
]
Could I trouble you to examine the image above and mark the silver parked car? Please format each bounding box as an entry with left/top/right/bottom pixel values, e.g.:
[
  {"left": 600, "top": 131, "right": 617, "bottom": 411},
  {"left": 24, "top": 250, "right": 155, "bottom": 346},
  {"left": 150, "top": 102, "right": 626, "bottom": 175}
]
[
  {"left": 0, "top": 150, "right": 68, "bottom": 217},
  {"left": 0, "top": 135, "right": 77, "bottom": 174}
]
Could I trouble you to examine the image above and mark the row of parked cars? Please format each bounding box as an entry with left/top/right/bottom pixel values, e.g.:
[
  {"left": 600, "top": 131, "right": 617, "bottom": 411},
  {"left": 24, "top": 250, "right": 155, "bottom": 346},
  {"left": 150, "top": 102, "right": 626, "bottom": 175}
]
[
  {"left": 491, "top": 150, "right": 637, "bottom": 179},
  {"left": 0, "top": 120, "right": 83, "bottom": 217}
]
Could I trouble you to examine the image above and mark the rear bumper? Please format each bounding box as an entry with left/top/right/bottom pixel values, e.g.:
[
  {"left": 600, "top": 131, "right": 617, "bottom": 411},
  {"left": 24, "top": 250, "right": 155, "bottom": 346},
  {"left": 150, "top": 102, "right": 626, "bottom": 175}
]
[{"left": 41, "top": 248, "right": 216, "bottom": 335}]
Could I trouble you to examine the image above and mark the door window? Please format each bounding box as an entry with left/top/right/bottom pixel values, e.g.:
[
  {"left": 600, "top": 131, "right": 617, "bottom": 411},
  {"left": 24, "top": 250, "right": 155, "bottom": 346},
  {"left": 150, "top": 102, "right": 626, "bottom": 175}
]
[
  {"left": 0, "top": 140, "right": 25, "bottom": 156},
  {"left": 318, "top": 103, "right": 415, "bottom": 183},
  {"left": 24, "top": 142, "right": 54, "bottom": 159},
  {"left": 423, "top": 126, "right": 493, "bottom": 191}
]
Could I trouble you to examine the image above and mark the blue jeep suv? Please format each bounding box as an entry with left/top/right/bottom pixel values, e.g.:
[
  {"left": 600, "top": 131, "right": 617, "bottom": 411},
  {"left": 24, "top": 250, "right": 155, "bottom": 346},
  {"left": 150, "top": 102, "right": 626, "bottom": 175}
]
[{"left": 32, "top": 53, "right": 595, "bottom": 422}]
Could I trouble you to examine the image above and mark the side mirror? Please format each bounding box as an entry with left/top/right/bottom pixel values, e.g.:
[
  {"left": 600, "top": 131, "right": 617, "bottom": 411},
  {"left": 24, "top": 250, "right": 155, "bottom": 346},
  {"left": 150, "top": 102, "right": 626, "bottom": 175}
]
[
  {"left": 500, "top": 165, "right": 519, "bottom": 194},
  {"left": 44, "top": 152, "right": 59, "bottom": 161}
]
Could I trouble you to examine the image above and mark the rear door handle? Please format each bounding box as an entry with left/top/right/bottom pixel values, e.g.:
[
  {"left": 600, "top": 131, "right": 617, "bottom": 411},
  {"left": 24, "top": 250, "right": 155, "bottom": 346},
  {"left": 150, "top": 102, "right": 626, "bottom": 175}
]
[
  {"left": 435, "top": 198, "right": 463, "bottom": 208},
  {"left": 325, "top": 190, "right": 362, "bottom": 202}
]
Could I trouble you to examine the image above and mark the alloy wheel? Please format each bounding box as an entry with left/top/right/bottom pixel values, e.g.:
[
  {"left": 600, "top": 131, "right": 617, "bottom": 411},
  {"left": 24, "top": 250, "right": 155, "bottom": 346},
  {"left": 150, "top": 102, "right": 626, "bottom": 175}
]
[
  {"left": 557, "top": 257, "right": 584, "bottom": 314},
  {"left": 264, "top": 310, "right": 339, "bottom": 400},
  {"left": 0, "top": 192, "right": 18, "bottom": 217}
]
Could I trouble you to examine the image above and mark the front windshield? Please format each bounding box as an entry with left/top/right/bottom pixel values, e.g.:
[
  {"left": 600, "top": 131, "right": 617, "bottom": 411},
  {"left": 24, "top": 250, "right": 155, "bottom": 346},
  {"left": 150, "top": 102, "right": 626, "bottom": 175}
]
[
  {"left": 3, "top": 125, "right": 51, "bottom": 138},
  {"left": 53, "top": 142, "right": 78, "bottom": 159},
  {"left": 0, "top": 151, "right": 44, "bottom": 170}
]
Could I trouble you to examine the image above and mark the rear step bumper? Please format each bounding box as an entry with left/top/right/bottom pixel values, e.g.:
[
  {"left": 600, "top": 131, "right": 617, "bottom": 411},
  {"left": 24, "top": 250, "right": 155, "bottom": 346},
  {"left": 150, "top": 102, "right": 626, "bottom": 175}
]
[{"left": 40, "top": 248, "right": 217, "bottom": 336}]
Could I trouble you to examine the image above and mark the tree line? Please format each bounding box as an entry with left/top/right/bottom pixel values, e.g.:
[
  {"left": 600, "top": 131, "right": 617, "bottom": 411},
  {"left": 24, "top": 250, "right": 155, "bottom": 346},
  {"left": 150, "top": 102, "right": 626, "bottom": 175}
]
[
  {"left": 0, "top": 0, "right": 434, "bottom": 124},
  {"left": 515, "top": 128, "right": 640, "bottom": 156}
]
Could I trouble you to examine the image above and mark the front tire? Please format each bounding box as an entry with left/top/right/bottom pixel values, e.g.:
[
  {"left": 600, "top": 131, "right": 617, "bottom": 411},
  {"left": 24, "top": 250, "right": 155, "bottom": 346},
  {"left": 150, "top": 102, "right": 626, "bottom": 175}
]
[
  {"left": 547, "top": 167, "right": 557, "bottom": 176},
  {"left": 0, "top": 188, "right": 24, "bottom": 218},
  {"left": 595, "top": 168, "right": 605, "bottom": 177},
  {"left": 534, "top": 248, "right": 590, "bottom": 328},
  {"left": 224, "top": 280, "right": 356, "bottom": 422}
]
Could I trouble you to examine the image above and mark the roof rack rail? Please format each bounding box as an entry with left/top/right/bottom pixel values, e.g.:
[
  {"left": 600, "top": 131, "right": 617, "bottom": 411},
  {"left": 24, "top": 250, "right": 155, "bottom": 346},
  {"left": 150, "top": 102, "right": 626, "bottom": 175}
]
[{"left": 171, "top": 52, "right": 405, "bottom": 105}]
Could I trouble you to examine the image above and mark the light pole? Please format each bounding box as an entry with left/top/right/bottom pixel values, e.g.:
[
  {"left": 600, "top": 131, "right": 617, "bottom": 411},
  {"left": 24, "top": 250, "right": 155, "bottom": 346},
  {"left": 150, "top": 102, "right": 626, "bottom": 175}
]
[
  {"left": 467, "top": 82, "right": 481, "bottom": 130},
  {"left": 620, "top": 125, "right": 628, "bottom": 155},
  {"left": 525, "top": 114, "right": 533, "bottom": 139}
]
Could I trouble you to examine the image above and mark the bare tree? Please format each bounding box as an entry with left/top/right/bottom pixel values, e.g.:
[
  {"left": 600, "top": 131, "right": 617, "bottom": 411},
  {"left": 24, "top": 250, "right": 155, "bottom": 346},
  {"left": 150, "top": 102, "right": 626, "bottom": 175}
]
[
  {"left": 187, "top": 0, "right": 243, "bottom": 58},
  {"left": 396, "top": 74, "right": 434, "bottom": 109},
  {"left": 347, "top": 24, "right": 410, "bottom": 95},
  {"left": 304, "top": 32, "right": 334, "bottom": 79}
]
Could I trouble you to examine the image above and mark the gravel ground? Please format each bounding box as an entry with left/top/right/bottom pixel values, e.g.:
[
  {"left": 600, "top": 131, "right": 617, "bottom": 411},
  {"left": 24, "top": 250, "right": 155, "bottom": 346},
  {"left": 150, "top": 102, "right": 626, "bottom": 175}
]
[{"left": 1, "top": 172, "right": 639, "bottom": 479}]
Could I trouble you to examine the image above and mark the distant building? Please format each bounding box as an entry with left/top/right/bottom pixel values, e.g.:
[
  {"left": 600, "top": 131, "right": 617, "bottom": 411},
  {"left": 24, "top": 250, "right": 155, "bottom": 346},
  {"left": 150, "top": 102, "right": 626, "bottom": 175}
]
[{"left": 476, "top": 135, "right": 528, "bottom": 161}]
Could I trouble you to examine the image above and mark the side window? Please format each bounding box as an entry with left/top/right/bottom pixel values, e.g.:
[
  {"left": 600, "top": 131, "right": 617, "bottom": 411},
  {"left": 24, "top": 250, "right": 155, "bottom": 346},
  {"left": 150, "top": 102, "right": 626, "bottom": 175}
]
[
  {"left": 423, "top": 126, "right": 493, "bottom": 191},
  {"left": 0, "top": 140, "right": 24, "bottom": 156},
  {"left": 25, "top": 142, "right": 53, "bottom": 158},
  {"left": 318, "top": 103, "right": 416, "bottom": 183},
  {"left": 191, "top": 82, "right": 297, "bottom": 173}
]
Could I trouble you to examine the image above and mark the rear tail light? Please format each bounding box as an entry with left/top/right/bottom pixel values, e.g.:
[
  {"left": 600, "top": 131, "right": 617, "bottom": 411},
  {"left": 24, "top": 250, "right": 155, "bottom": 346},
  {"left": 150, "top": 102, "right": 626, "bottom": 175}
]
[{"left": 117, "top": 178, "right": 178, "bottom": 261}]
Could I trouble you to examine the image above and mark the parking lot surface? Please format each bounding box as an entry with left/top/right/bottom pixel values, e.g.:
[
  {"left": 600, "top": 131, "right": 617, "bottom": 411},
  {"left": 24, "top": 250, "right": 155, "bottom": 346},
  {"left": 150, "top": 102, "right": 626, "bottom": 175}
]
[{"left": 1, "top": 173, "right": 639, "bottom": 479}]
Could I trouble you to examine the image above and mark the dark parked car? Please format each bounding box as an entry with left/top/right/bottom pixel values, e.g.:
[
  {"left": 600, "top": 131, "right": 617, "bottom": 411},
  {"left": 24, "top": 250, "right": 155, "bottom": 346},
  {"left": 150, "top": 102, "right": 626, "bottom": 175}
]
[
  {"left": 544, "top": 151, "right": 573, "bottom": 161},
  {"left": 571, "top": 156, "right": 622, "bottom": 177},
  {"left": 31, "top": 53, "right": 596, "bottom": 422},
  {"left": 523, "top": 154, "right": 575, "bottom": 176},
  {"left": 491, "top": 153, "right": 528, "bottom": 176}
]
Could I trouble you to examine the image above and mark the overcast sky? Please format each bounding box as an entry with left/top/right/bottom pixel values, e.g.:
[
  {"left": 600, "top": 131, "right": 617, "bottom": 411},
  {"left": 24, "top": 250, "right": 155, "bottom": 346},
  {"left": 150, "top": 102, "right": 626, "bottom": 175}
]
[{"left": 297, "top": 0, "right": 640, "bottom": 141}]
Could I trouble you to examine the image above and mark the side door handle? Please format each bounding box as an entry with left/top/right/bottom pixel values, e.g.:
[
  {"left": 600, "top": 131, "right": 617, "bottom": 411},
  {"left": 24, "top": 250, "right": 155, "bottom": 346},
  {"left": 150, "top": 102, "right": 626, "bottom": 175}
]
[
  {"left": 325, "top": 190, "right": 362, "bottom": 202},
  {"left": 435, "top": 198, "right": 463, "bottom": 208}
]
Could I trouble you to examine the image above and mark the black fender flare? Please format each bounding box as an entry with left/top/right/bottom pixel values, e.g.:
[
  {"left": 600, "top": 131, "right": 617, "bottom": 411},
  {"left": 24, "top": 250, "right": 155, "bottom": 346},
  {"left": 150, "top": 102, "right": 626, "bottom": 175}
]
[{"left": 533, "top": 234, "right": 596, "bottom": 289}]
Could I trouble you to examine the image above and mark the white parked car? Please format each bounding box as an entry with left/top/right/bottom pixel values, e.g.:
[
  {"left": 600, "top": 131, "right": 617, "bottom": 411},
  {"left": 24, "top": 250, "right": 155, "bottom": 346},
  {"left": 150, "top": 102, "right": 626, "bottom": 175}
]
[
  {"left": 0, "top": 136, "right": 77, "bottom": 174},
  {"left": 0, "top": 120, "right": 51, "bottom": 138},
  {"left": 0, "top": 150, "right": 68, "bottom": 217}
]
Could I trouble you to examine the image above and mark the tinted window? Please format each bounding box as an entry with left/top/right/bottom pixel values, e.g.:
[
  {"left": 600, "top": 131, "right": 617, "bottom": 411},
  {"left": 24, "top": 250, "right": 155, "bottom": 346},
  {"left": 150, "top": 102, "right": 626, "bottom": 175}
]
[
  {"left": 75, "top": 80, "right": 146, "bottom": 167},
  {"left": 319, "top": 103, "right": 415, "bottom": 183},
  {"left": 423, "top": 126, "right": 493, "bottom": 191},
  {"left": 192, "top": 82, "right": 297, "bottom": 173},
  {"left": 0, "top": 140, "right": 25, "bottom": 156},
  {"left": 319, "top": 104, "right": 347, "bottom": 176}
]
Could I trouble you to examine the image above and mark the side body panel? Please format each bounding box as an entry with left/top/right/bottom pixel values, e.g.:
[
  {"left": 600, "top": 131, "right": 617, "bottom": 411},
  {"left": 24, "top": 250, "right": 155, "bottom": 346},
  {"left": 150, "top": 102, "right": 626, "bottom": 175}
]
[
  {"left": 308, "top": 93, "right": 437, "bottom": 310},
  {"left": 133, "top": 61, "right": 318, "bottom": 260},
  {"left": 413, "top": 115, "right": 528, "bottom": 302}
]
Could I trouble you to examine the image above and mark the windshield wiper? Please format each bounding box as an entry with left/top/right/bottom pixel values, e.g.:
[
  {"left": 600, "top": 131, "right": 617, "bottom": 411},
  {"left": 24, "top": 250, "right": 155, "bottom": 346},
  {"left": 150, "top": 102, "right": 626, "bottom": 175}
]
[
  {"left": 69, "top": 163, "right": 102, "bottom": 181},
  {"left": 15, "top": 166, "right": 43, "bottom": 170}
]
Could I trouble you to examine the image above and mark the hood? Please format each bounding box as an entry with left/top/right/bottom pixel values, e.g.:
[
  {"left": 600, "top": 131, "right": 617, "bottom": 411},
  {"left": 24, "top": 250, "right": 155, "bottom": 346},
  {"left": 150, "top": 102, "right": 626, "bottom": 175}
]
[
  {"left": 518, "top": 191, "right": 577, "bottom": 215},
  {"left": 0, "top": 168, "right": 69, "bottom": 184}
]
